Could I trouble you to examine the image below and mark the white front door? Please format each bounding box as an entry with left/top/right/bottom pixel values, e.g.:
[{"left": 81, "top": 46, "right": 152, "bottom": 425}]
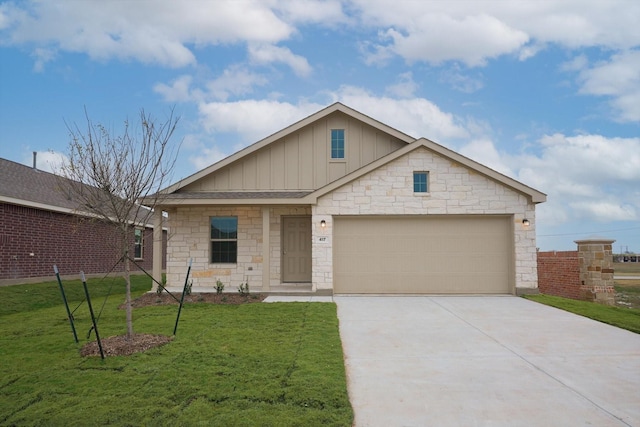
[{"left": 282, "top": 216, "right": 312, "bottom": 282}]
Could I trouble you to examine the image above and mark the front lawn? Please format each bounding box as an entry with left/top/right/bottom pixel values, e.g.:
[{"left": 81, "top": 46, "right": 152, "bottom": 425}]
[
  {"left": 524, "top": 294, "right": 640, "bottom": 334},
  {"left": 0, "top": 274, "right": 152, "bottom": 316},
  {"left": 0, "top": 279, "right": 353, "bottom": 426}
]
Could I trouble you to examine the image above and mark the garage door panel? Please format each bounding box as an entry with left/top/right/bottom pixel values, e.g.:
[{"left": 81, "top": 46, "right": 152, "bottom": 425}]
[{"left": 334, "top": 216, "right": 512, "bottom": 294}]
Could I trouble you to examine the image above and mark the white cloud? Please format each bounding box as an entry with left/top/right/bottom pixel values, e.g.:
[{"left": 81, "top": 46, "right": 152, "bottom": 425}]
[
  {"left": 560, "top": 54, "right": 588, "bottom": 73},
  {"left": 31, "top": 47, "right": 57, "bottom": 73},
  {"left": 4, "top": 0, "right": 640, "bottom": 74},
  {"left": 1, "top": 1, "right": 293, "bottom": 68},
  {"left": 569, "top": 201, "right": 637, "bottom": 222},
  {"left": 458, "top": 139, "right": 514, "bottom": 177},
  {"left": 205, "top": 66, "right": 269, "bottom": 101},
  {"left": 189, "top": 145, "right": 228, "bottom": 171},
  {"left": 518, "top": 42, "right": 545, "bottom": 61},
  {"left": 0, "top": 3, "right": 13, "bottom": 30},
  {"left": 351, "top": 0, "right": 640, "bottom": 66},
  {"left": 248, "top": 44, "right": 312, "bottom": 77},
  {"left": 515, "top": 133, "right": 640, "bottom": 224},
  {"left": 329, "top": 86, "right": 470, "bottom": 141},
  {"left": 195, "top": 87, "right": 472, "bottom": 154},
  {"left": 380, "top": 14, "right": 529, "bottom": 67},
  {"left": 275, "top": 0, "right": 347, "bottom": 24},
  {"left": 576, "top": 50, "right": 640, "bottom": 122},
  {"left": 439, "top": 65, "right": 484, "bottom": 93},
  {"left": 154, "top": 66, "right": 270, "bottom": 104},
  {"left": 198, "top": 99, "right": 323, "bottom": 144},
  {"left": 154, "top": 75, "right": 195, "bottom": 103},
  {"left": 360, "top": 37, "right": 395, "bottom": 66},
  {"left": 179, "top": 133, "right": 230, "bottom": 171},
  {"left": 385, "top": 72, "right": 418, "bottom": 98}
]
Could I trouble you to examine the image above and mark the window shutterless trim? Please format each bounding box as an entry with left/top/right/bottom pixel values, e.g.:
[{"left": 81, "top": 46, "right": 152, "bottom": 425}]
[
  {"left": 331, "top": 129, "right": 345, "bottom": 159},
  {"left": 134, "top": 227, "right": 144, "bottom": 259},
  {"left": 413, "top": 171, "right": 429, "bottom": 193},
  {"left": 210, "top": 216, "right": 238, "bottom": 264}
]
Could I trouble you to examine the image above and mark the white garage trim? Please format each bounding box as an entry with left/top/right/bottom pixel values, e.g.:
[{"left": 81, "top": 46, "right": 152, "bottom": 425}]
[{"left": 333, "top": 215, "right": 514, "bottom": 294}]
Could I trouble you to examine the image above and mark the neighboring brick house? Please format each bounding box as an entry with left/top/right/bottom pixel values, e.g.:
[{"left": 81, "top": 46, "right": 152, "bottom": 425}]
[
  {"left": 152, "top": 103, "right": 546, "bottom": 295},
  {"left": 0, "top": 158, "right": 166, "bottom": 284}
]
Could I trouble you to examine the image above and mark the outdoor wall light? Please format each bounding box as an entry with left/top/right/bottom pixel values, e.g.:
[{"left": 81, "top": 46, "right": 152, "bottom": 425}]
[
  {"left": 522, "top": 219, "right": 530, "bottom": 227},
  {"left": 320, "top": 220, "right": 327, "bottom": 228}
]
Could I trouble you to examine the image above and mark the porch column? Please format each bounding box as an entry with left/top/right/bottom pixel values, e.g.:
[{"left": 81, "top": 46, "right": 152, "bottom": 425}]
[
  {"left": 262, "top": 207, "right": 270, "bottom": 291},
  {"left": 152, "top": 208, "right": 163, "bottom": 293}
]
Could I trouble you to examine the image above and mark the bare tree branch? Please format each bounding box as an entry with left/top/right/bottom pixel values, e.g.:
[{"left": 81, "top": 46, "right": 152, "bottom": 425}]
[{"left": 59, "top": 107, "right": 180, "bottom": 338}]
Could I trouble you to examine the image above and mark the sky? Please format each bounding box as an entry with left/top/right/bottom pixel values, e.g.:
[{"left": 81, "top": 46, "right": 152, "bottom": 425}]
[{"left": 1, "top": 0, "right": 639, "bottom": 252}]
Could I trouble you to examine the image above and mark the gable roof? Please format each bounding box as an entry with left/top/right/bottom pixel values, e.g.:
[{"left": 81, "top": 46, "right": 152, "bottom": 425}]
[
  {"left": 153, "top": 103, "right": 545, "bottom": 205},
  {"left": 162, "top": 102, "right": 416, "bottom": 194},
  {"left": 151, "top": 137, "right": 546, "bottom": 206},
  {"left": 305, "top": 138, "right": 547, "bottom": 204}
]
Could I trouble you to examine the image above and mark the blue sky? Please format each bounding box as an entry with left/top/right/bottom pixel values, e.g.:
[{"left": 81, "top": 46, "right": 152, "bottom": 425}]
[{"left": 1, "top": 0, "right": 639, "bottom": 251}]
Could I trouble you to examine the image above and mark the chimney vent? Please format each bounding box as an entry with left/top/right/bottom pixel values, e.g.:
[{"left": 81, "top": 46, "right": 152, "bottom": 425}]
[{"left": 32, "top": 151, "right": 37, "bottom": 169}]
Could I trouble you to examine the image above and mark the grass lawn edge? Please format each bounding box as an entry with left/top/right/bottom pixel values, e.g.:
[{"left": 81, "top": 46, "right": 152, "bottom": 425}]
[{"left": 523, "top": 294, "right": 640, "bottom": 334}]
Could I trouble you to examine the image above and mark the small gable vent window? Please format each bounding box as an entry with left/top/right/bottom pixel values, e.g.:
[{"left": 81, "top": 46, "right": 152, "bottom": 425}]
[
  {"left": 413, "top": 172, "right": 429, "bottom": 193},
  {"left": 331, "top": 129, "right": 345, "bottom": 159}
]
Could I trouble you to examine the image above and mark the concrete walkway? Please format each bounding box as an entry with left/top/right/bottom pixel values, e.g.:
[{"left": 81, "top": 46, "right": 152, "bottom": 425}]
[{"left": 335, "top": 296, "right": 640, "bottom": 427}]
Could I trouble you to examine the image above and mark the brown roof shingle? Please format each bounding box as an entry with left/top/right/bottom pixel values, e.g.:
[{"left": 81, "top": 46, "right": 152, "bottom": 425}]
[{"left": 0, "top": 158, "right": 80, "bottom": 210}]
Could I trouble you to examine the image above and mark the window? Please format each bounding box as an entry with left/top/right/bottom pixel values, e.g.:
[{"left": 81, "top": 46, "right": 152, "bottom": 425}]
[
  {"left": 211, "top": 217, "right": 238, "bottom": 263},
  {"left": 331, "top": 129, "right": 345, "bottom": 159},
  {"left": 134, "top": 228, "right": 143, "bottom": 259},
  {"left": 413, "top": 172, "right": 429, "bottom": 193}
]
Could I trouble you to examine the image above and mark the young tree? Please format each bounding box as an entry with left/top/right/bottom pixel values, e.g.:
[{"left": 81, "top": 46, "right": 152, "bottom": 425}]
[{"left": 60, "top": 108, "right": 179, "bottom": 339}]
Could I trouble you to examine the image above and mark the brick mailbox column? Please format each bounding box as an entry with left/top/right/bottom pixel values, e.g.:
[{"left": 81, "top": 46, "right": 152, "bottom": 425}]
[{"left": 575, "top": 238, "right": 616, "bottom": 305}]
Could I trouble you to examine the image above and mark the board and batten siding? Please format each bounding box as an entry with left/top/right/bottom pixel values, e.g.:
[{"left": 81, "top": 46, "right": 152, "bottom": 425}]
[{"left": 181, "top": 111, "right": 406, "bottom": 192}]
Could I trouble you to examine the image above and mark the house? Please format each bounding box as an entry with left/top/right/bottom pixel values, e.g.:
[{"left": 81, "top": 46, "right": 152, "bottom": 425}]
[
  {"left": 0, "top": 157, "right": 167, "bottom": 284},
  {"left": 152, "top": 103, "right": 545, "bottom": 295}
]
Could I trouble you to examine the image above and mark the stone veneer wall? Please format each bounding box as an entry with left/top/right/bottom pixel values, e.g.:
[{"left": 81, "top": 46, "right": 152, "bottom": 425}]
[
  {"left": 312, "top": 147, "right": 537, "bottom": 293},
  {"left": 165, "top": 205, "right": 310, "bottom": 290}
]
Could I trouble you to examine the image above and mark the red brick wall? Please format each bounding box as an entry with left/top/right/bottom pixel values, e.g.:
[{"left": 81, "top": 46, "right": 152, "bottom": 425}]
[
  {"left": 0, "top": 202, "right": 166, "bottom": 281},
  {"left": 537, "top": 250, "right": 581, "bottom": 299}
]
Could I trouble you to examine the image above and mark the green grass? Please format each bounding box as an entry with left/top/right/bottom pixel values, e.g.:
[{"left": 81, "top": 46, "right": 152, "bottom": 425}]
[
  {"left": 524, "top": 294, "right": 640, "bottom": 334},
  {"left": 0, "top": 281, "right": 353, "bottom": 426},
  {"left": 0, "top": 275, "right": 152, "bottom": 316}
]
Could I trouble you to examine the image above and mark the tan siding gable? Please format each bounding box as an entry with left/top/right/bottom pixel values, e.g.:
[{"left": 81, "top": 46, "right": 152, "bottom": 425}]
[{"left": 181, "top": 111, "right": 406, "bottom": 192}]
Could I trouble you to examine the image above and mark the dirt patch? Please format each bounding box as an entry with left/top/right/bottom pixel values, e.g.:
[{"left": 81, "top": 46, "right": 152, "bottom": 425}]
[
  {"left": 80, "top": 333, "right": 174, "bottom": 357},
  {"left": 127, "top": 292, "right": 267, "bottom": 308},
  {"left": 615, "top": 283, "right": 640, "bottom": 310},
  {"left": 82, "top": 293, "right": 267, "bottom": 357}
]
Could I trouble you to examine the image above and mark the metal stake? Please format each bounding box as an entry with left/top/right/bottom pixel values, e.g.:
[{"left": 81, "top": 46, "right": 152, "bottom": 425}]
[
  {"left": 81, "top": 271, "right": 105, "bottom": 359},
  {"left": 53, "top": 265, "right": 78, "bottom": 343},
  {"left": 173, "top": 258, "right": 193, "bottom": 336}
]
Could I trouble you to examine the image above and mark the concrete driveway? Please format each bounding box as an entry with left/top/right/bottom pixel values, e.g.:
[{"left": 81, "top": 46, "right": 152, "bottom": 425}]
[{"left": 334, "top": 296, "right": 640, "bottom": 427}]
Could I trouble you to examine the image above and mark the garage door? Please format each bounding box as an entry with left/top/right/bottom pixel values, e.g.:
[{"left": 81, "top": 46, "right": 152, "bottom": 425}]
[{"left": 333, "top": 216, "right": 512, "bottom": 294}]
